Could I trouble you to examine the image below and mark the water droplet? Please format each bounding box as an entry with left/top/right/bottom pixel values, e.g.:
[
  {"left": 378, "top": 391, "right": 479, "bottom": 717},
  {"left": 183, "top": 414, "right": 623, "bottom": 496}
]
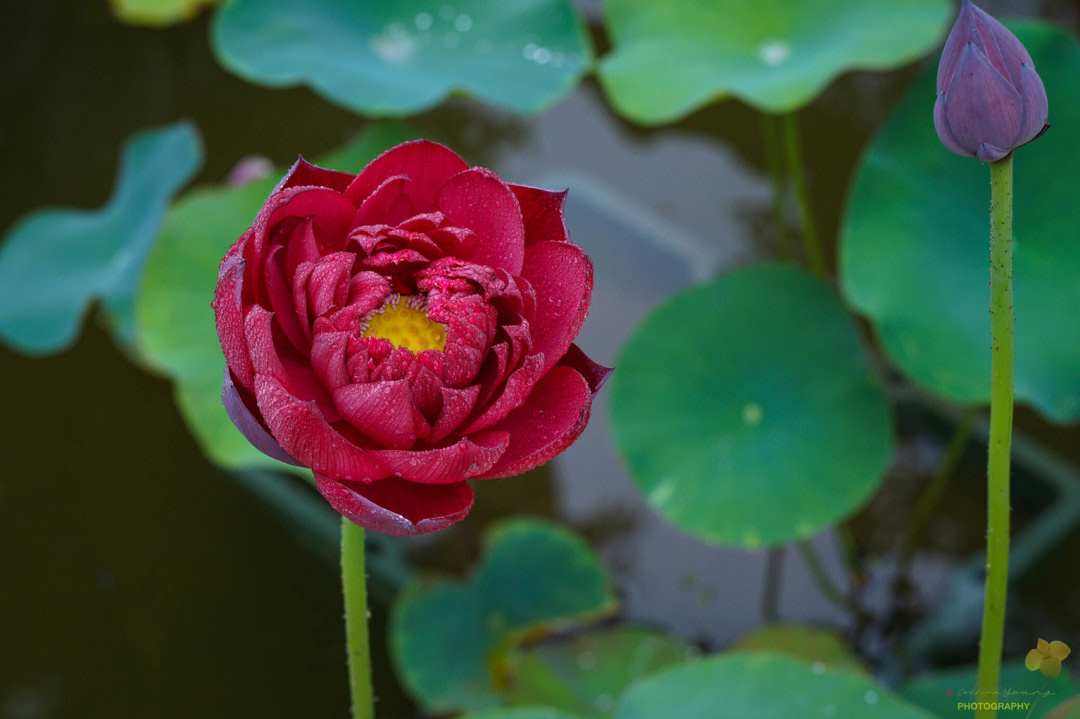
[
  {"left": 742, "top": 402, "right": 763, "bottom": 425},
  {"left": 443, "top": 31, "right": 460, "bottom": 48},
  {"left": 455, "top": 14, "right": 472, "bottom": 32},
  {"left": 523, "top": 42, "right": 539, "bottom": 60},
  {"left": 864, "top": 691, "right": 879, "bottom": 705},
  {"left": 758, "top": 39, "right": 790, "bottom": 66},
  {"left": 811, "top": 661, "right": 826, "bottom": 675},
  {"left": 533, "top": 47, "right": 552, "bottom": 65},
  {"left": 371, "top": 23, "right": 416, "bottom": 63},
  {"left": 414, "top": 12, "right": 433, "bottom": 30}
]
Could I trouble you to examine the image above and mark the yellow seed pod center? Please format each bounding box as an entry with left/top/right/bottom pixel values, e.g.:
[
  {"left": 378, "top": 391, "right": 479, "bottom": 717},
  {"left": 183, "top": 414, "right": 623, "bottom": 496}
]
[{"left": 361, "top": 296, "right": 446, "bottom": 353}]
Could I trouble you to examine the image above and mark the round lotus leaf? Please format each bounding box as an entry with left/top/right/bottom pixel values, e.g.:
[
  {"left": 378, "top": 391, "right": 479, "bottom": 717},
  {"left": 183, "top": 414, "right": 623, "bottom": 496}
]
[
  {"left": 610, "top": 263, "right": 894, "bottom": 548},
  {"left": 597, "top": 0, "right": 950, "bottom": 122},
  {"left": 212, "top": 0, "right": 591, "bottom": 117}
]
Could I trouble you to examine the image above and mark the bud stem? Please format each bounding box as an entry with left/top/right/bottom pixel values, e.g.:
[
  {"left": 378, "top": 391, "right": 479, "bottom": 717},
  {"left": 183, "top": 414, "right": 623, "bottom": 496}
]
[
  {"left": 781, "top": 112, "right": 827, "bottom": 277},
  {"left": 342, "top": 519, "right": 375, "bottom": 719},
  {"left": 975, "top": 154, "right": 1014, "bottom": 719}
]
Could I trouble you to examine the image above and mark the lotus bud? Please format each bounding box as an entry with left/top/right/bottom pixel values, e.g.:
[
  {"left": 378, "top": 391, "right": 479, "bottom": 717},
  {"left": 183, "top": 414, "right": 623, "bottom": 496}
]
[{"left": 934, "top": 0, "right": 1048, "bottom": 162}]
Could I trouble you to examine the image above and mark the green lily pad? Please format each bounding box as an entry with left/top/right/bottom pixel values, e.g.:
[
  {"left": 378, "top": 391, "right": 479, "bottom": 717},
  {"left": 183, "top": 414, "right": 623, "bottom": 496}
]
[
  {"left": 390, "top": 518, "right": 619, "bottom": 714},
  {"left": 732, "top": 624, "right": 868, "bottom": 675},
  {"left": 462, "top": 711, "right": 585, "bottom": 719},
  {"left": 615, "top": 653, "right": 936, "bottom": 719},
  {"left": 0, "top": 121, "right": 202, "bottom": 354},
  {"left": 1047, "top": 696, "right": 1080, "bottom": 719},
  {"left": 899, "top": 659, "right": 1079, "bottom": 719},
  {"left": 840, "top": 22, "right": 1080, "bottom": 422},
  {"left": 596, "top": 0, "right": 950, "bottom": 123},
  {"left": 134, "top": 124, "right": 416, "bottom": 471},
  {"left": 500, "top": 627, "right": 697, "bottom": 717},
  {"left": 609, "top": 263, "right": 894, "bottom": 548},
  {"left": 211, "top": 0, "right": 591, "bottom": 117},
  {"left": 110, "top": 0, "right": 219, "bottom": 26}
]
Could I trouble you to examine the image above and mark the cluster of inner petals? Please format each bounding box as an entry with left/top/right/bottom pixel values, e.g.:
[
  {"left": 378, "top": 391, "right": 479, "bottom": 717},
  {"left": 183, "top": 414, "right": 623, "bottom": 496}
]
[{"left": 252, "top": 203, "right": 537, "bottom": 454}]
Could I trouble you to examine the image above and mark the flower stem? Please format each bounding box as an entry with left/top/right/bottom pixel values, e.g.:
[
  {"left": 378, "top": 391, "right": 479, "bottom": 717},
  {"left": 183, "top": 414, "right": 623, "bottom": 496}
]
[
  {"left": 975, "top": 154, "right": 1015, "bottom": 719},
  {"left": 342, "top": 518, "right": 374, "bottom": 719},
  {"left": 796, "top": 540, "right": 849, "bottom": 611},
  {"left": 781, "top": 112, "right": 826, "bottom": 277},
  {"left": 760, "top": 113, "right": 792, "bottom": 257}
]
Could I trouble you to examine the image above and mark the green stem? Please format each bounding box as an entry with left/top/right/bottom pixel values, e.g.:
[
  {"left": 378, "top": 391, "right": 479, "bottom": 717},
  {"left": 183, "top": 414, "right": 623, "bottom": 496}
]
[
  {"left": 900, "top": 413, "right": 976, "bottom": 565},
  {"left": 342, "top": 519, "right": 374, "bottom": 719},
  {"left": 975, "top": 154, "right": 1015, "bottom": 719},
  {"left": 781, "top": 112, "right": 826, "bottom": 277},
  {"left": 760, "top": 113, "right": 792, "bottom": 257},
  {"left": 796, "top": 541, "right": 849, "bottom": 611}
]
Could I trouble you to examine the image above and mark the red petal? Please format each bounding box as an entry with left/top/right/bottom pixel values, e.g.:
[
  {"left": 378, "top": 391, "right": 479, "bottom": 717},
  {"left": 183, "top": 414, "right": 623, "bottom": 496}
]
[
  {"left": 558, "top": 344, "right": 612, "bottom": 394},
  {"left": 222, "top": 367, "right": 302, "bottom": 466},
  {"left": 370, "top": 431, "right": 509, "bottom": 484},
  {"left": 214, "top": 238, "right": 254, "bottom": 391},
  {"left": 254, "top": 374, "right": 388, "bottom": 481},
  {"left": 520, "top": 240, "right": 592, "bottom": 376},
  {"left": 346, "top": 140, "right": 468, "bottom": 211},
  {"left": 307, "top": 252, "right": 356, "bottom": 318},
  {"left": 477, "top": 366, "right": 592, "bottom": 479},
  {"left": 462, "top": 353, "right": 545, "bottom": 434},
  {"left": 354, "top": 175, "right": 414, "bottom": 227},
  {"left": 430, "top": 385, "right": 481, "bottom": 443},
  {"left": 261, "top": 187, "right": 357, "bottom": 253},
  {"left": 316, "top": 474, "right": 473, "bottom": 536},
  {"left": 510, "top": 184, "right": 570, "bottom": 245},
  {"left": 333, "top": 380, "right": 417, "bottom": 449},
  {"left": 310, "top": 328, "right": 351, "bottom": 391},
  {"left": 274, "top": 157, "right": 355, "bottom": 194},
  {"left": 264, "top": 245, "right": 309, "bottom": 353},
  {"left": 439, "top": 168, "right": 525, "bottom": 274}
]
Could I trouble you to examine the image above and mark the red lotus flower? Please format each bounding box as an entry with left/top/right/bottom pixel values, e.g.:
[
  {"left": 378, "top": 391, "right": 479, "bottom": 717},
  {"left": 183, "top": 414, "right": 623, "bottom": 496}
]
[{"left": 213, "top": 140, "right": 608, "bottom": 535}]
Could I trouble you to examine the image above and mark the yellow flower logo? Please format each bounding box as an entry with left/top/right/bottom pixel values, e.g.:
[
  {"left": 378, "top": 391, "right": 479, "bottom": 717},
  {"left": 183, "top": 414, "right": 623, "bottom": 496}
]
[{"left": 1026, "top": 638, "right": 1071, "bottom": 679}]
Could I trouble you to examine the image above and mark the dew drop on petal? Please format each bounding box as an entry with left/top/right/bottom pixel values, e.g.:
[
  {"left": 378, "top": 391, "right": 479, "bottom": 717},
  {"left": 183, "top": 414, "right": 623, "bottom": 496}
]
[
  {"left": 454, "top": 14, "right": 472, "bottom": 32},
  {"left": 414, "top": 12, "right": 433, "bottom": 30}
]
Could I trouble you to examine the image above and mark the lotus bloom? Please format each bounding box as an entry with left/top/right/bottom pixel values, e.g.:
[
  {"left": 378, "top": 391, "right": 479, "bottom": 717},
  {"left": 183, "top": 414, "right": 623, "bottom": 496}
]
[
  {"left": 214, "top": 141, "right": 609, "bottom": 535},
  {"left": 934, "top": 0, "right": 1048, "bottom": 162}
]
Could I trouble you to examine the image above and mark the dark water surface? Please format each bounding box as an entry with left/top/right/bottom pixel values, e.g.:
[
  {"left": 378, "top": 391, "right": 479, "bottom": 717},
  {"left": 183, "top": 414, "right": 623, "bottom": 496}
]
[{"left": 4, "top": 2, "right": 1080, "bottom": 717}]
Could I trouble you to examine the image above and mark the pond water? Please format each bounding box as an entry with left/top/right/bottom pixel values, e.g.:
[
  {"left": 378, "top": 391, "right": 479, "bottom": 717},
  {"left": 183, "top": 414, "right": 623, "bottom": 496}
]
[{"left": 3, "top": 1, "right": 1080, "bottom": 718}]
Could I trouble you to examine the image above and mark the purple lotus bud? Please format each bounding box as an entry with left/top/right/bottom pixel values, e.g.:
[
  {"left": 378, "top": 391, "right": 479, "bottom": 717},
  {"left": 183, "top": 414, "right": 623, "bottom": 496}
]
[{"left": 934, "top": 0, "right": 1048, "bottom": 162}]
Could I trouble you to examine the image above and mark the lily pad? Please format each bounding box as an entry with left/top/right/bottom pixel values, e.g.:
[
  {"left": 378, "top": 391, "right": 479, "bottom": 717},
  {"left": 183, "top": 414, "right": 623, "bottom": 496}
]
[
  {"left": 840, "top": 22, "right": 1080, "bottom": 422},
  {"left": 211, "top": 0, "right": 591, "bottom": 117},
  {"left": 390, "top": 518, "right": 618, "bottom": 714},
  {"left": 899, "top": 659, "right": 1079, "bottom": 719},
  {"left": 597, "top": 0, "right": 950, "bottom": 123},
  {"left": 615, "top": 653, "right": 936, "bottom": 719},
  {"left": 0, "top": 121, "right": 202, "bottom": 354},
  {"left": 134, "top": 124, "right": 416, "bottom": 471},
  {"left": 500, "top": 627, "right": 697, "bottom": 717},
  {"left": 110, "top": 0, "right": 219, "bottom": 26},
  {"left": 462, "top": 711, "right": 585, "bottom": 719},
  {"left": 1047, "top": 696, "right": 1080, "bottom": 719},
  {"left": 732, "top": 624, "right": 868, "bottom": 675},
  {"left": 609, "top": 263, "right": 894, "bottom": 548}
]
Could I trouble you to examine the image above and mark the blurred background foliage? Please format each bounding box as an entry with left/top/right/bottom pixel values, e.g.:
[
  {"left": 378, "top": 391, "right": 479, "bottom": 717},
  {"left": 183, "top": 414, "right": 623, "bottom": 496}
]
[{"left": 3, "top": 1, "right": 1080, "bottom": 717}]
